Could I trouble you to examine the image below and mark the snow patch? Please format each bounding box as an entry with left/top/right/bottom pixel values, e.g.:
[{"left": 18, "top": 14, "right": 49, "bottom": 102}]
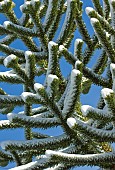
[
  {"left": 34, "top": 83, "right": 44, "bottom": 92},
  {"left": 48, "top": 41, "right": 57, "bottom": 51},
  {"left": 7, "top": 113, "right": 14, "bottom": 122},
  {"left": 0, "top": 0, "right": 10, "bottom": 7},
  {"left": 109, "top": 0, "right": 115, "bottom": 4},
  {"left": 81, "top": 105, "right": 93, "bottom": 116},
  {"left": 47, "top": 74, "right": 58, "bottom": 87},
  {"left": 4, "top": 54, "right": 17, "bottom": 67},
  {"left": 31, "top": 0, "right": 39, "bottom": 6},
  {"left": 110, "top": 63, "right": 115, "bottom": 73},
  {"left": 85, "top": 7, "right": 94, "bottom": 15},
  {"left": 71, "top": 69, "right": 80, "bottom": 77},
  {"left": 9, "top": 161, "right": 38, "bottom": 170},
  {"left": 101, "top": 88, "right": 114, "bottom": 98},
  {"left": 21, "top": 92, "right": 37, "bottom": 102},
  {"left": 75, "top": 60, "right": 82, "bottom": 69},
  {"left": 20, "top": 2, "right": 30, "bottom": 12},
  {"left": 0, "top": 120, "right": 10, "bottom": 126},
  {"left": 3, "top": 21, "right": 10, "bottom": 28},
  {"left": 67, "top": 0, "right": 72, "bottom": 4},
  {"left": 59, "top": 45, "right": 65, "bottom": 52},
  {"left": 67, "top": 117, "right": 76, "bottom": 128},
  {"left": 45, "top": 150, "right": 53, "bottom": 158},
  {"left": 25, "top": 51, "right": 33, "bottom": 59},
  {"left": 74, "top": 39, "right": 83, "bottom": 57},
  {"left": 74, "top": 39, "right": 83, "bottom": 46},
  {"left": 43, "top": 0, "right": 53, "bottom": 25},
  {"left": 4, "top": 0, "right": 10, "bottom": 3},
  {"left": 90, "top": 18, "right": 99, "bottom": 25}
]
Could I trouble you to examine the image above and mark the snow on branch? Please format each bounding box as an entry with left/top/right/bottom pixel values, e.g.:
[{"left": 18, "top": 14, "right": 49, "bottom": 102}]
[
  {"left": 85, "top": 7, "right": 94, "bottom": 15},
  {"left": 34, "top": 83, "right": 44, "bottom": 92},
  {"left": 101, "top": 88, "right": 114, "bottom": 99},
  {"left": 1, "top": 134, "right": 70, "bottom": 151},
  {"left": 3, "top": 54, "right": 17, "bottom": 67},
  {"left": 43, "top": 0, "right": 58, "bottom": 32},
  {"left": 74, "top": 39, "right": 83, "bottom": 60},
  {"left": 59, "top": 45, "right": 76, "bottom": 65},
  {"left": 0, "top": 0, "right": 15, "bottom": 12},
  {"left": 0, "top": 71, "right": 24, "bottom": 84},
  {"left": 21, "top": 92, "right": 42, "bottom": 104},
  {"left": 0, "top": 43, "right": 25, "bottom": 58},
  {"left": 47, "top": 74, "right": 58, "bottom": 88},
  {"left": 45, "top": 150, "right": 115, "bottom": 166},
  {"left": 67, "top": 117, "right": 115, "bottom": 142},
  {"left": 90, "top": 18, "right": 115, "bottom": 63},
  {"left": 7, "top": 113, "right": 60, "bottom": 128},
  {"left": 0, "top": 120, "right": 10, "bottom": 127},
  {"left": 62, "top": 69, "right": 82, "bottom": 118},
  {"left": 81, "top": 105, "right": 112, "bottom": 121},
  {"left": 45, "top": 41, "right": 58, "bottom": 85},
  {"left": 3, "top": 21, "right": 38, "bottom": 37},
  {"left": 67, "top": 117, "right": 76, "bottom": 128},
  {"left": 57, "top": 0, "right": 76, "bottom": 45},
  {"left": 0, "top": 95, "right": 24, "bottom": 105}
]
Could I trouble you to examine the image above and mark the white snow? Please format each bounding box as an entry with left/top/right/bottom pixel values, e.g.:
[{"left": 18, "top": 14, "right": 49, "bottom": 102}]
[
  {"left": 21, "top": 92, "right": 39, "bottom": 102},
  {"left": 45, "top": 149, "right": 115, "bottom": 161},
  {"left": 101, "top": 88, "right": 114, "bottom": 98},
  {"left": 109, "top": 0, "right": 115, "bottom": 4},
  {"left": 57, "top": 0, "right": 71, "bottom": 41},
  {"left": 113, "top": 79, "right": 115, "bottom": 91},
  {"left": 81, "top": 105, "right": 93, "bottom": 116},
  {"left": 20, "top": 5, "right": 24, "bottom": 12},
  {"left": 62, "top": 69, "right": 81, "bottom": 117},
  {"left": 9, "top": 161, "right": 38, "bottom": 170},
  {"left": 4, "top": 0, "right": 10, "bottom": 3},
  {"left": 0, "top": 120, "right": 10, "bottom": 126},
  {"left": 59, "top": 45, "right": 65, "bottom": 52},
  {"left": 25, "top": 51, "right": 33, "bottom": 59},
  {"left": 110, "top": 63, "right": 115, "bottom": 74},
  {"left": 106, "top": 32, "right": 110, "bottom": 38},
  {"left": 67, "top": 117, "right": 76, "bottom": 128},
  {"left": 74, "top": 39, "right": 83, "bottom": 47},
  {"left": 20, "top": 2, "right": 30, "bottom": 12},
  {"left": 75, "top": 60, "right": 82, "bottom": 69},
  {"left": 45, "top": 150, "right": 53, "bottom": 158},
  {"left": 0, "top": 71, "right": 21, "bottom": 80},
  {"left": 48, "top": 41, "right": 57, "bottom": 51},
  {"left": 0, "top": 2, "right": 4, "bottom": 7},
  {"left": 1, "top": 134, "right": 68, "bottom": 151},
  {"left": 67, "top": 0, "right": 72, "bottom": 3},
  {"left": 34, "top": 83, "right": 44, "bottom": 92},
  {"left": 7, "top": 113, "right": 14, "bottom": 122},
  {"left": 74, "top": 39, "right": 83, "bottom": 57},
  {"left": 110, "top": 63, "right": 115, "bottom": 90},
  {"left": 31, "top": 0, "right": 39, "bottom": 6},
  {"left": 3, "top": 54, "right": 17, "bottom": 67},
  {"left": 85, "top": 7, "right": 94, "bottom": 15},
  {"left": 90, "top": 18, "right": 99, "bottom": 25},
  {"left": 71, "top": 69, "right": 80, "bottom": 77},
  {"left": 7, "top": 112, "right": 59, "bottom": 125},
  {"left": 3, "top": 21, "right": 10, "bottom": 28},
  {"left": 47, "top": 74, "right": 58, "bottom": 87},
  {"left": 43, "top": 0, "right": 53, "bottom": 25},
  {"left": 0, "top": 0, "right": 10, "bottom": 7}
]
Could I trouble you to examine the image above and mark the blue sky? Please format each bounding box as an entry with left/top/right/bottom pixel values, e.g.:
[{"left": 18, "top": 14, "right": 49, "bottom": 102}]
[{"left": 0, "top": 0, "right": 103, "bottom": 169}]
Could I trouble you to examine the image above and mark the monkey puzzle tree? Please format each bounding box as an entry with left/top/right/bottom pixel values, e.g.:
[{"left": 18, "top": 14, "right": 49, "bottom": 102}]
[{"left": 0, "top": 0, "right": 115, "bottom": 169}]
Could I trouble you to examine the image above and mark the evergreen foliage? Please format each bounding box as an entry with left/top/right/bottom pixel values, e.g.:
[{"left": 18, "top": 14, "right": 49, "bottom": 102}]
[{"left": 0, "top": 0, "right": 115, "bottom": 169}]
